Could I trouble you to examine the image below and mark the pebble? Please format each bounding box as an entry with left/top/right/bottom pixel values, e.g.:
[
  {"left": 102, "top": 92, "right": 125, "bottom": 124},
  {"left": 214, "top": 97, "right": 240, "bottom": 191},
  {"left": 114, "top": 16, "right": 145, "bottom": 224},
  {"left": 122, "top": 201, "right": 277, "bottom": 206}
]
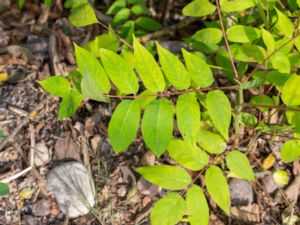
[
  {"left": 229, "top": 178, "right": 254, "bottom": 206},
  {"left": 46, "top": 161, "right": 95, "bottom": 218}
]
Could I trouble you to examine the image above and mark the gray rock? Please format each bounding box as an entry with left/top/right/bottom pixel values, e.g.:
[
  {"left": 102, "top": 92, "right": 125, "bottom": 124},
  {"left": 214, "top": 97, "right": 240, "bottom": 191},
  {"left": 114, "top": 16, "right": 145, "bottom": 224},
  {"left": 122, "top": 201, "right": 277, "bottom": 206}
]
[
  {"left": 263, "top": 175, "right": 278, "bottom": 194},
  {"left": 46, "top": 161, "right": 95, "bottom": 218},
  {"left": 31, "top": 199, "right": 50, "bottom": 217},
  {"left": 229, "top": 178, "right": 254, "bottom": 206}
]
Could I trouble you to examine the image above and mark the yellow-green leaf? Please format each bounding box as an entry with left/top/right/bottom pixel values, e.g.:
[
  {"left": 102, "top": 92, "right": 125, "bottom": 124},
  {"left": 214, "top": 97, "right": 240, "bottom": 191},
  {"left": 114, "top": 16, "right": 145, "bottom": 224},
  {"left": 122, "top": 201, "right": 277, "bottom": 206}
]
[
  {"left": 226, "top": 25, "right": 261, "bottom": 43},
  {"left": 182, "top": 0, "right": 216, "bottom": 17},
  {"left": 176, "top": 93, "right": 200, "bottom": 144},
  {"left": 136, "top": 165, "right": 191, "bottom": 190},
  {"left": 186, "top": 185, "right": 209, "bottom": 225},
  {"left": 141, "top": 99, "right": 174, "bottom": 157},
  {"left": 108, "top": 100, "right": 141, "bottom": 153},
  {"left": 205, "top": 165, "right": 230, "bottom": 214},
  {"left": 38, "top": 76, "right": 70, "bottom": 97},
  {"left": 275, "top": 7, "right": 294, "bottom": 38},
  {"left": 281, "top": 140, "right": 300, "bottom": 162},
  {"left": 58, "top": 90, "right": 83, "bottom": 119},
  {"left": 206, "top": 90, "right": 232, "bottom": 141},
  {"left": 133, "top": 36, "right": 165, "bottom": 92},
  {"left": 197, "top": 129, "right": 227, "bottom": 154},
  {"left": 157, "top": 42, "right": 191, "bottom": 90},
  {"left": 69, "top": 3, "right": 98, "bottom": 27},
  {"left": 261, "top": 28, "right": 275, "bottom": 54},
  {"left": 182, "top": 49, "right": 214, "bottom": 88},
  {"left": 167, "top": 139, "right": 208, "bottom": 171},
  {"left": 281, "top": 74, "right": 300, "bottom": 106},
  {"left": 226, "top": 150, "right": 254, "bottom": 181},
  {"left": 231, "top": 44, "right": 266, "bottom": 63},
  {"left": 221, "top": 0, "right": 256, "bottom": 12},
  {"left": 100, "top": 49, "right": 139, "bottom": 95},
  {"left": 150, "top": 193, "right": 186, "bottom": 225},
  {"left": 75, "top": 44, "right": 111, "bottom": 101}
]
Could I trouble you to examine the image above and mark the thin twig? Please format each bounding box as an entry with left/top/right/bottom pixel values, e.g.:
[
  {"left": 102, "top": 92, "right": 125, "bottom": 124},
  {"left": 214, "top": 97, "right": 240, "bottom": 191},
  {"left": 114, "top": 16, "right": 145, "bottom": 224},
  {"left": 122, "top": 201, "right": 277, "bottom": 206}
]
[{"left": 104, "top": 85, "right": 239, "bottom": 99}]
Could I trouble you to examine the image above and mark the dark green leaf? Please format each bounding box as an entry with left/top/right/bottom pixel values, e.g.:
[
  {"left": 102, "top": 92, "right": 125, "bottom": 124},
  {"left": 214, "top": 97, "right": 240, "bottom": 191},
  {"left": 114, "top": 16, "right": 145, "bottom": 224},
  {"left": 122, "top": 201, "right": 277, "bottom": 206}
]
[
  {"left": 0, "top": 183, "right": 9, "bottom": 196},
  {"left": 135, "top": 17, "right": 162, "bottom": 31}
]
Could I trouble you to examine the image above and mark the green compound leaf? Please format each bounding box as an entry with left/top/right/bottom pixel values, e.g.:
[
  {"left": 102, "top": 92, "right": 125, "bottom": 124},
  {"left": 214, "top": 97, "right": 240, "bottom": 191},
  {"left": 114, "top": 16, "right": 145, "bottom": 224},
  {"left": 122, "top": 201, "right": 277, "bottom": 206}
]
[
  {"left": 281, "top": 74, "right": 300, "bottom": 106},
  {"left": 197, "top": 129, "right": 227, "bottom": 154},
  {"left": 221, "top": 0, "right": 256, "bottom": 12},
  {"left": 205, "top": 165, "right": 230, "bottom": 214},
  {"left": 131, "top": 4, "right": 150, "bottom": 15},
  {"left": 261, "top": 28, "right": 276, "bottom": 53},
  {"left": 275, "top": 8, "right": 294, "bottom": 38},
  {"left": 226, "top": 25, "right": 261, "bottom": 43},
  {"left": 157, "top": 42, "right": 191, "bottom": 90},
  {"left": 167, "top": 139, "right": 209, "bottom": 171},
  {"left": 18, "top": 0, "right": 26, "bottom": 8},
  {"left": 231, "top": 44, "right": 266, "bottom": 63},
  {"left": 182, "top": 0, "right": 216, "bottom": 17},
  {"left": 136, "top": 165, "right": 191, "bottom": 190},
  {"left": 133, "top": 36, "right": 165, "bottom": 92},
  {"left": 108, "top": 100, "right": 141, "bottom": 153},
  {"left": 190, "top": 28, "right": 223, "bottom": 45},
  {"left": 135, "top": 17, "right": 162, "bottom": 31},
  {"left": 182, "top": 49, "right": 214, "bottom": 88},
  {"left": 69, "top": 3, "right": 98, "bottom": 27},
  {"left": 142, "top": 99, "right": 174, "bottom": 157},
  {"left": 186, "top": 185, "right": 209, "bottom": 225},
  {"left": 38, "top": 76, "right": 70, "bottom": 97},
  {"left": 0, "top": 183, "right": 9, "bottom": 196},
  {"left": 58, "top": 90, "right": 83, "bottom": 119},
  {"left": 281, "top": 140, "right": 300, "bottom": 162},
  {"left": 226, "top": 150, "right": 254, "bottom": 181},
  {"left": 150, "top": 192, "right": 186, "bottom": 225},
  {"left": 75, "top": 44, "right": 111, "bottom": 101},
  {"left": 206, "top": 90, "right": 232, "bottom": 141},
  {"left": 176, "top": 93, "right": 200, "bottom": 144},
  {"left": 100, "top": 48, "right": 139, "bottom": 95}
]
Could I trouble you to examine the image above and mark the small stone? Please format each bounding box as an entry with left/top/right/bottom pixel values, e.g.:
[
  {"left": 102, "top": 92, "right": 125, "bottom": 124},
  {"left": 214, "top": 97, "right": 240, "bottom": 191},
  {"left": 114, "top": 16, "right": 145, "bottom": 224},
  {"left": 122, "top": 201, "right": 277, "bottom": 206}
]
[
  {"left": 141, "top": 151, "right": 156, "bottom": 166},
  {"left": 229, "top": 178, "right": 254, "bottom": 206},
  {"left": 34, "top": 141, "right": 50, "bottom": 167},
  {"left": 31, "top": 199, "right": 50, "bottom": 217},
  {"left": 263, "top": 175, "right": 278, "bottom": 194},
  {"left": 117, "top": 186, "right": 127, "bottom": 197},
  {"left": 142, "top": 196, "right": 152, "bottom": 208},
  {"left": 137, "top": 177, "right": 161, "bottom": 196},
  {"left": 46, "top": 161, "right": 95, "bottom": 218},
  {"left": 90, "top": 135, "right": 101, "bottom": 154}
]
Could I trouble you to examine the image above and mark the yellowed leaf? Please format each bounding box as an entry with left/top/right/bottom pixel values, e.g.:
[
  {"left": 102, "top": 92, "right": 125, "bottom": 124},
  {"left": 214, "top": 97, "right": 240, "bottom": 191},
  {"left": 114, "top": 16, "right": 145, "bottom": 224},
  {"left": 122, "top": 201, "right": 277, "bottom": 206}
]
[
  {"left": 19, "top": 187, "right": 37, "bottom": 199},
  {"left": 262, "top": 154, "right": 275, "bottom": 170},
  {"left": 0, "top": 73, "right": 8, "bottom": 82}
]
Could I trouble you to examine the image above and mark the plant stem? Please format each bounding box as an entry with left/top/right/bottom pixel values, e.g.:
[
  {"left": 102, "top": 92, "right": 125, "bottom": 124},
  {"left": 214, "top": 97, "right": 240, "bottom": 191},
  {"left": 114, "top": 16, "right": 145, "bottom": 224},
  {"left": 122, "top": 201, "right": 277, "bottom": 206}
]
[{"left": 215, "top": 0, "right": 243, "bottom": 148}]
